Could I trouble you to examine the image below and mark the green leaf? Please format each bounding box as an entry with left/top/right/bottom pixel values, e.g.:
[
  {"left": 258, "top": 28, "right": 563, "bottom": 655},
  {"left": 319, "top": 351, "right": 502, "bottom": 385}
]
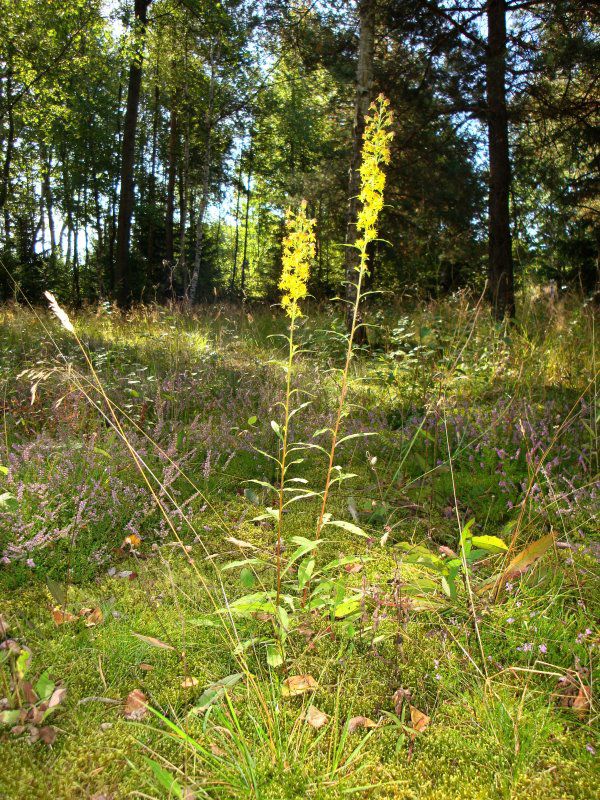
[
  {"left": 502, "top": 533, "right": 556, "bottom": 578},
  {"left": 188, "top": 618, "right": 217, "bottom": 628},
  {"left": 243, "top": 487, "right": 261, "bottom": 505},
  {"left": 297, "top": 557, "right": 315, "bottom": 589},
  {"left": 441, "top": 575, "right": 457, "bottom": 600},
  {"left": 15, "top": 649, "right": 30, "bottom": 680},
  {"left": 266, "top": 642, "right": 284, "bottom": 667},
  {"left": 334, "top": 597, "right": 362, "bottom": 619},
  {"left": 193, "top": 674, "right": 244, "bottom": 712},
  {"left": 288, "top": 536, "right": 320, "bottom": 564},
  {"left": 46, "top": 577, "right": 68, "bottom": 607},
  {"left": 251, "top": 507, "right": 280, "bottom": 523},
  {"left": 224, "top": 592, "right": 276, "bottom": 616},
  {"left": 0, "top": 492, "right": 18, "bottom": 511},
  {"left": 471, "top": 535, "right": 508, "bottom": 553},
  {"left": 240, "top": 568, "right": 256, "bottom": 589},
  {"left": 35, "top": 671, "right": 55, "bottom": 702},
  {"left": 0, "top": 710, "right": 21, "bottom": 728},
  {"left": 322, "top": 519, "right": 370, "bottom": 538},
  {"left": 277, "top": 605, "right": 290, "bottom": 631},
  {"left": 271, "top": 420, "right": 283, "bottom": 440},
  {"left": 143, "top": 756, "right": 184, "bottom": 798},
  {"left": 247, "top": 415, "right": 258, "bottom": 426},
  {"left": 93, "top": 447, "right": 111, "bottom": 458}
]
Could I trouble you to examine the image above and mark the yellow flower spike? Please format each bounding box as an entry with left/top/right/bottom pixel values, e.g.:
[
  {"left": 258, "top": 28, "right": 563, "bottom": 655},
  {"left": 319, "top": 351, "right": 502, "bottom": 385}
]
[
  {"left": 279, "top": 200, "right": 316, "bottom": 318},
  {"left": 355, "top": 94, "right": 394, "bottom": 265}
]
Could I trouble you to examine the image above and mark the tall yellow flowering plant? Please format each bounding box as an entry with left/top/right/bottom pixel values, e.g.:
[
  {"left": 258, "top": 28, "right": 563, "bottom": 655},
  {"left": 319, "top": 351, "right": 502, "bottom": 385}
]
[
  {"left": 315, "top": 94, "right": 394, "bottom": 541},
  {"left": 275, "top": 201, "right": 315, "bottom": 614}
]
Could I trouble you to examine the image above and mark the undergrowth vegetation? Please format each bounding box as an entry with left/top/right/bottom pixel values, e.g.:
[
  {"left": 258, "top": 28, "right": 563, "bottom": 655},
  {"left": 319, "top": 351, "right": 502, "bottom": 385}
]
[
  {"left": 0, "top": 99, "right": 598, "bottom": 800},
  {"left": 0, "top": 283, "right": 597, "bottom": 799}
]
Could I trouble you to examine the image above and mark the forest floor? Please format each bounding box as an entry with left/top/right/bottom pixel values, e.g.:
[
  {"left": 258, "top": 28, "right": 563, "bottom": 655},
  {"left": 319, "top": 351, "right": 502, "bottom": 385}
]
[{"left": 0, "top": 295, "right": 598, "bottom": 799}]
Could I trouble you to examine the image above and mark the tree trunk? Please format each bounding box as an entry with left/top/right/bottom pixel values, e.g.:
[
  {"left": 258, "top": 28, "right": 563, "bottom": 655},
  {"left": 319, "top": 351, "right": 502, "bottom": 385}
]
[
  {"left": 115, "top": 0, "right": 151, "bottom": 307},
  {"left": 41, "top": 146, "right": 57, "bottom": 264},
  {"left": 0, "top": 64, "right": 15, "bottom": 246},
  {"left": 486, "top": 0, "right": 515, "bottom": 319},
  {"left": 146, "top": 77, "right": 159, "bottom": 268},
  {"left": 240, "top": 147, "right": 253, "bottom": 295},
  {"left": 344, "top": 0, "right": 375, "bottom": 340},
  {"left": 188, "top": 43, "right": 218, "bottom": 303},
  {"left": 229, "top": 154, "right": 244, "bottom": 292},
  {"left": 164, "top": 95, "right": 177, "bottom": 266}
]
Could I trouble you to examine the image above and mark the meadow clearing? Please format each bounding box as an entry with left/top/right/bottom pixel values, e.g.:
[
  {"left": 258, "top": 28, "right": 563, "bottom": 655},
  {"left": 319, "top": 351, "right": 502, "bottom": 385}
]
[{"left": 0, "top": 291, "right": 597, "bottom": 799}]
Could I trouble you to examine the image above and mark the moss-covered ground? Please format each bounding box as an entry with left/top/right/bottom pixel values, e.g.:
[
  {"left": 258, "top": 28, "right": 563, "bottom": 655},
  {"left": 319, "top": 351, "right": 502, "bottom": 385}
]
[{"left": 0, "top": 295, "right": 597, "bottom": 799}]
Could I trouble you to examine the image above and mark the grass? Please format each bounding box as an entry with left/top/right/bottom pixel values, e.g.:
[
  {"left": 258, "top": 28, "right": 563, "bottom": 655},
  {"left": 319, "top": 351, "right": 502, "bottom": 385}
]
[{"left": 0, "top": 292, "right": 598, "bottom": 799}]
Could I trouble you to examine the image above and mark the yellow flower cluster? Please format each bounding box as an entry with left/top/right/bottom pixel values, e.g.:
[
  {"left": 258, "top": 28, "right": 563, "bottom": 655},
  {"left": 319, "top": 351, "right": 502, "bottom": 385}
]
[
  {"left": 356, "top": 94, "right": 394, "bottom": 255},
  {"left": 279, "top": 200, "right": 316, "bottom": 317}
]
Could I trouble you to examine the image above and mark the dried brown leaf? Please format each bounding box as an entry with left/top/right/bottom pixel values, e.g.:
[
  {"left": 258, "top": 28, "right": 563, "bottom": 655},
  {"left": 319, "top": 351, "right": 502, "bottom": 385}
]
[
  {"left": 123, "top": 689, "right": 148, "bottom": 720},
  {"left": 555, "top": 676, "right": 592, "bottom": 717},
  {"left": 21, "top": 681, "right": 38, "bottom": 705},
  {"left": 281, "top": 674, "right": 317, "bottom": 698},
  {"left": 181, "top": 677, "right": 199, "bottom": 689},
  {"left": 52, "top": 607, "right": 77, "bottom": 625},
  {"left": 38, "top": 725, "right": 58, "bottom": 745},
  {"left": 348, "top": 715, "right": 377, "bottom": 733},
  {"left": 344, "top": 563, "right": 363, "bottom": 574},
  {"left": 131, "top": 632, "right": 175, "bottom": 650},
  {"left": 48, "top": 687, "right": 67, "bottom": 709},
  {"left": 209, "top": 742, "right": 227, "bottom": 757},
  {"left": 303, "top": 705, "right": 329, "bottom": 729},
  {"left": 81, "top": 607, "right": 103, "bottom": 627},
  {"left": 409, "top": 705, "right": 430, "bottom": 739},
  {"left": 392, "top": 687, "right": 411, "bottom": 716}
]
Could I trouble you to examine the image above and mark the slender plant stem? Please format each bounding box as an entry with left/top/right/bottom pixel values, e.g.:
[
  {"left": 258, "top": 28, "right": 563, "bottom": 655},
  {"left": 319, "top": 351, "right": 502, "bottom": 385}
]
[
  {"left": 314, "top": 249, "right": 369, "bottom": 540},
  {"left": 276, "top": 308, "right": 296, "bottom": 611}
]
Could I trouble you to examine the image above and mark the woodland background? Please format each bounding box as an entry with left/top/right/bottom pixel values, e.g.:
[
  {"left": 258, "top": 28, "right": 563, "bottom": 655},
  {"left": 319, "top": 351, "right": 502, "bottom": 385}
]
[{"left": 0, "top": 0, "right": 598, "bottom": 317}]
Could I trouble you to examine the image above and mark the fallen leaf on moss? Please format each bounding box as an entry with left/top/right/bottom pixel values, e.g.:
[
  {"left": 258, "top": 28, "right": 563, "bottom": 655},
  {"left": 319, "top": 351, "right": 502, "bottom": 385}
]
[
  {"left": 303, "top": 705, "right": 329, "bottom": 729},
  {"left": 281, "top": 675, "right": 317, "bottom": 698},
  {"left": 38, "top": 725, "right": 58, "bottom": 745},
  {"left": 348, "top": 715, "right": 377, "bottom": 733},
  {"left": 123, "top": 534, "right": 142, "bottom": 548},
  {"left": 409, "top": 705, "right": 430, "bottom": 739},
  {"left": 392, "top": 687, "right": 412, "bottom": 716},
  {"left": 124, "top": 689, "right": 148, "bottom": 720},
  {"left": 224, "top": 536, "right": 257, "bottom": 550},
  {"left": 555, "top": 675, "right": 592, "bottom": 716},
  {"left": 52, "top": 607, "right": 77, "bottom": 625},
  {"left": 344, "top": 563, "right": 363, "bottom": 574},
  {"left": 48, "top": 686, "right": 67, "bottom": 709},
  {"left": 139, "top": 663, "right": 154, "bottom": 672},
  {"left": 181, "top": 677, "right": 199, "bottom": 688},
  {"left": 21, "top": 681, "right": 38, "bottom": 705},
  {"left": 131, "top": 632, "right": 175, "bottom": 650},
  {"left": 80, "top": 607, "right": 103, "bottom": 627}
]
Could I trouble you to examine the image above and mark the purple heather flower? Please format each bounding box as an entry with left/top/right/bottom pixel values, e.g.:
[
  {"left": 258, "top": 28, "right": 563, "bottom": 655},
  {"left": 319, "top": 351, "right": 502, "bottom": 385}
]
[{"left": 538, "top": 644, "right": 547, "bottom": 654}]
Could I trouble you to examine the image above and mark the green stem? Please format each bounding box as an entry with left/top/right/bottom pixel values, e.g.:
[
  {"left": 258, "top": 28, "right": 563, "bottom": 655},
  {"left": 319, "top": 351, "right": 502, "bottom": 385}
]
[{"left": 276, "top": 306, "right": 297, "bottom": 613}]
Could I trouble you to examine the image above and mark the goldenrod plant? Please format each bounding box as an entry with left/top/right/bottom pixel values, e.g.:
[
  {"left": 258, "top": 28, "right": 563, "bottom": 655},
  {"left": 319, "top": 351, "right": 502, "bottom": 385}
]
[{"left": 315, "top": 95, "right": 394, "bottom": 542}]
